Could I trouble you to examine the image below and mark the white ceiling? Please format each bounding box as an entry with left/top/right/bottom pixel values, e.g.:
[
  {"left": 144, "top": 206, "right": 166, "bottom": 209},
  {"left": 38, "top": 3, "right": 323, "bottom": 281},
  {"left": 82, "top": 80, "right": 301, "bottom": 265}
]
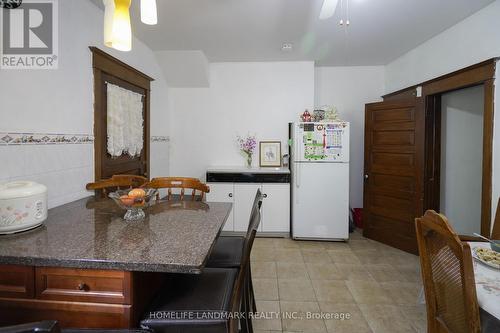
[{"left": 90, "top": 0, "right": 495, "bottom": 65}]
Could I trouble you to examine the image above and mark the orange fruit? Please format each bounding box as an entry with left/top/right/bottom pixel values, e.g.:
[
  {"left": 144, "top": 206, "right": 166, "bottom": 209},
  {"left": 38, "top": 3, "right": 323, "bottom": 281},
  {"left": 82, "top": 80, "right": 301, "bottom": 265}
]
[{"left": 128, "top": 188, "right": 146, "bottom": 198}]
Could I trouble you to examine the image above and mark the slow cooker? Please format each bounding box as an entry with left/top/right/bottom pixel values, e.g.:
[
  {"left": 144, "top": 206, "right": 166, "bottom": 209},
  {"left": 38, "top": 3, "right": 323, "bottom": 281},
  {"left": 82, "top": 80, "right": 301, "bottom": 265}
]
[{"left": 0, "top": 181, "right": 48, "bottom": 234}]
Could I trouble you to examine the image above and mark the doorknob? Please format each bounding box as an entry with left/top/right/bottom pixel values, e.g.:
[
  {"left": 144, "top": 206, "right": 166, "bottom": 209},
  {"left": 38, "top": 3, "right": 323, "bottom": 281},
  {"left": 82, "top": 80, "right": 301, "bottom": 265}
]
[
  {"left": 364, "top": 174, "right": 369, "bottom": 180},
  {"left": 228, "top": 193, "right": 233, "bottom": 198}
]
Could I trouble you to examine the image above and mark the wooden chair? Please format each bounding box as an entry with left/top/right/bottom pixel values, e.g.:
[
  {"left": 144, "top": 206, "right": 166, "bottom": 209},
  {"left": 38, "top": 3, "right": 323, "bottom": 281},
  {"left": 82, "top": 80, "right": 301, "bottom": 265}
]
[
  {"left": 86, "top": 175, "right": 148, "bottom": 197},
  {"left": 491, "top": 198, "right": 500, "bottom": 239},
  {"left": 142, "top": 177, "right": 210, "bottom": 201},
  {"left": 415, "top": 210, "right": 481, "bottom": 333}
]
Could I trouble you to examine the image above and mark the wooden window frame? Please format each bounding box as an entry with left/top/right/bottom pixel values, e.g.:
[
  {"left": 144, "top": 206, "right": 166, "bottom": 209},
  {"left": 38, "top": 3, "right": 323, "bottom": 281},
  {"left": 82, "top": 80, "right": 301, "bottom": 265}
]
[{"left": 90, "top": 46, "right": 154, "bottom": 181}]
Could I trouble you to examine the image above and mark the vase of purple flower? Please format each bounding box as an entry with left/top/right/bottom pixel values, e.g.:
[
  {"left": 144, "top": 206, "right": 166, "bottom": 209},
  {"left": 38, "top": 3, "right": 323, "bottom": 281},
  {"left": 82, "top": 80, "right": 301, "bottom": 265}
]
[{"left": 237, "top": 134, "right": 257, "bottom": 168}]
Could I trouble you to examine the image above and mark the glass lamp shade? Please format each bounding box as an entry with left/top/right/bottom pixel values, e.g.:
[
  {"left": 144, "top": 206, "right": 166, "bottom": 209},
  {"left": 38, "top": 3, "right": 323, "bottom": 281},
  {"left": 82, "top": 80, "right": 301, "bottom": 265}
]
[
  {"left": 140, "top": 0, "right": 157, "bottom": 25},
  {"left": 103, "top": 0, "right": 132, "bottom": 52}
]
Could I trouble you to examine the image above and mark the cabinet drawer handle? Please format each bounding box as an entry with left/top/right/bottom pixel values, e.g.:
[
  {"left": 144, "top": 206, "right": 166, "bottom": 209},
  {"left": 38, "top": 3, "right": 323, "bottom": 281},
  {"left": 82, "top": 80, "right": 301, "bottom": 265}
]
[
  {"left": 228, "top": 193, "right": 233, "bottom": 198},
  {"left": 78, "top": 283, "right": 88, "bottom": 291},
  {"left": 263, "top": 194, "right": 268, "bottom": 198}
]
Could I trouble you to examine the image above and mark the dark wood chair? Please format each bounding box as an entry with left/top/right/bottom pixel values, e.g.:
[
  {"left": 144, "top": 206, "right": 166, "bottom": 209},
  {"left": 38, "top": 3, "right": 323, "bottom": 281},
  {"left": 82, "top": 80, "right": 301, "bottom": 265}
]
[
  {"left": 206, "top": 189, "right": 263, "bottom": 314},
  {"left": 140, "top": 191, "right": 262, "bottom": 333},
  {"left": 491, "top": 198, "right": 500, "bottom": 239},
  {"left": 415, "top": 210, "right": 481, "bottom": 333},
  {"left": 141, "top": 177, "right": 210, "bottom": 201},
  {"left": 86, "top": 175, "right": 148, "bottom": 197}
]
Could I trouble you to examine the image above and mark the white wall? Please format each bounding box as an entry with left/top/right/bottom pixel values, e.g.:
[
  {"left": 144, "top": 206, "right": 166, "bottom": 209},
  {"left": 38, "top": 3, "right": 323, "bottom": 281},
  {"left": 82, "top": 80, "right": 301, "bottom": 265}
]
[
  {"left": 385, "top": 0, "right": 500, "bottom": 93},
  {"left": 0, "top": 0, "right": 170, "bottom": 208},
  {"left": 385, "top": 1, "right": 500, "bottom": 233},
  {"left": 440, "top": 86, "right": 484, "bottom": 235},
  {"left": 314, "top": 66, "right": 385, "bottom": 208},
  {"left": 168, "top": 62, "right": 314, "bottom": 178}
]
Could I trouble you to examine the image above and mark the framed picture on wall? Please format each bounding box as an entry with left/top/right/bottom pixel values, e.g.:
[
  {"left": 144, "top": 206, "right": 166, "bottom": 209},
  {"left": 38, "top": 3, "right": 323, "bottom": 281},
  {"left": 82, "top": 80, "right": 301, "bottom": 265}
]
[{"left": 259, "top": 141, "right": 282, "bottom": 167}]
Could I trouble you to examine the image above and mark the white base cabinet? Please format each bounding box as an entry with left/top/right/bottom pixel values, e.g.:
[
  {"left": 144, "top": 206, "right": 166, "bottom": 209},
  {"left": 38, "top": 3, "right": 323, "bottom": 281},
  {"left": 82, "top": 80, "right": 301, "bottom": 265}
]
[{"left": 207, "top": 182, "right": 290, "bottom": 234}]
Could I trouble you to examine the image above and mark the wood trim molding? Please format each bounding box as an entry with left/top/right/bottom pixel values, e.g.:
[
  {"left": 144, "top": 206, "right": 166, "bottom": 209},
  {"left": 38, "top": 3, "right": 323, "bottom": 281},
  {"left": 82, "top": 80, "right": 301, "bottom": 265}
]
[
  {"left": 421, "top": 60, "right": 496, "bottom": 237},
  {"left": 89, "top": 46, "right": 154, "bottom": 89},
  {"left": 383, "top": 58, "right": 498, "bottom": 99},
  {"left": 422, "top": 60, "right": 496, "bottom": 96}
]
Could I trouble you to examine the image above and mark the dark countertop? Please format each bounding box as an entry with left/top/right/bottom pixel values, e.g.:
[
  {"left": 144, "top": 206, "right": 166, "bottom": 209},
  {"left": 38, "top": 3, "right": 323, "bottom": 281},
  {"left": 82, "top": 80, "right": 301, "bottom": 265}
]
[{"left": 0, "top": 198, "right": 232, "bottom": 274}]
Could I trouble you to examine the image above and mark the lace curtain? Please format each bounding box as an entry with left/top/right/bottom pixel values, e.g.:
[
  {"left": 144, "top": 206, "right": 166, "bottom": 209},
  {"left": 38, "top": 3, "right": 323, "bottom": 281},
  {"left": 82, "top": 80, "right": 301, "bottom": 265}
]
[{"left": 106, "top": 83, "right": 144, "bottom": 157}]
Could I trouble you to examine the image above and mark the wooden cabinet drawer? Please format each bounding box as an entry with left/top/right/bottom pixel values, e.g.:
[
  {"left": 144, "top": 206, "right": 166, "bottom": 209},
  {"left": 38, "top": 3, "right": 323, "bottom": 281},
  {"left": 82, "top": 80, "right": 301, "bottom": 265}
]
[
  {"left": 35, "top": 267, "right": 131, "bottom": 304},
  {"left": 0, "top": 265, "right": 35, "bottom": 299}
]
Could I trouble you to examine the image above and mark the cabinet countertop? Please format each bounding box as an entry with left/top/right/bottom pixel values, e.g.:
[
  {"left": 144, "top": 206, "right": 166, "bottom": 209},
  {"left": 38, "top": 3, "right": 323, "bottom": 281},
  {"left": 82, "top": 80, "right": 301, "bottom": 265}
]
[{"left": 207, "top": 166, "right": 290, "bottom": 174}]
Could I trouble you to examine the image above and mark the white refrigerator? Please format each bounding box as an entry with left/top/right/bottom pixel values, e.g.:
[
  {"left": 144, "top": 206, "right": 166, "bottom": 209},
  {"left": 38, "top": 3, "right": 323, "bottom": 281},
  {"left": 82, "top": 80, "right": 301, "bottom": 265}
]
[{"left": 289, "top": 122, "right": 350, "bottom": 240}]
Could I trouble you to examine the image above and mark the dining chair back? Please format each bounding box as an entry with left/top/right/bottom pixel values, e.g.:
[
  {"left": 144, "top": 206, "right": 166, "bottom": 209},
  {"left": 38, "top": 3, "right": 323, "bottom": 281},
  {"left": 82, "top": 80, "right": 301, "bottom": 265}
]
[
  {"left": 228, "top": 193, "right": 262, "bottom": 332},
  {"left": 415, "top": 210, "right": 481, "bottom": 333},
  {"left": 86, "top": 175, "right": 148, "bottom": 197},
  {"left": 142, "top": 177, "right": 210, "bottom": 201},
  {"left": 491, "top": 198, "right": 500, "bottom": 239}
]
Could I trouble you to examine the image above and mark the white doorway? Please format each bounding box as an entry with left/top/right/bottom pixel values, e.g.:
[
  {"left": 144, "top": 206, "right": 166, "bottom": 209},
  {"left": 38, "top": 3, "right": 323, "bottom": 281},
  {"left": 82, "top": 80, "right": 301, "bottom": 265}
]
[{"left": 440, "top": 85, "right": 484, "bottom": 235}]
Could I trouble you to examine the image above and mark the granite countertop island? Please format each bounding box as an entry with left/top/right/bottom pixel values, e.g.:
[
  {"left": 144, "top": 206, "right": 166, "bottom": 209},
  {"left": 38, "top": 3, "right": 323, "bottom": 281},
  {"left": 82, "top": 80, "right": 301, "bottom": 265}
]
[{"left": 0, "top": 198, "right": 232, "bottom": 274}]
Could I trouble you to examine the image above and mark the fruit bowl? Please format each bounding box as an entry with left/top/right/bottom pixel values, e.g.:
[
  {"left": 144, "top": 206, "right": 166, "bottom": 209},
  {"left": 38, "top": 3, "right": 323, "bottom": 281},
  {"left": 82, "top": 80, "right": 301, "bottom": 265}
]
[{"left": 108, "top": 188, "right": 158, "bottom": 221}]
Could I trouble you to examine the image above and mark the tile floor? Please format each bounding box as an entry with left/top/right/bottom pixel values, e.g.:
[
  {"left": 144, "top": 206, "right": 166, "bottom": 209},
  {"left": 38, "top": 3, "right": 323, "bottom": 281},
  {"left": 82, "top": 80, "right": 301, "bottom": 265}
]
[{"left": 250, "top": 230, "right": 426, "bottom": 333}]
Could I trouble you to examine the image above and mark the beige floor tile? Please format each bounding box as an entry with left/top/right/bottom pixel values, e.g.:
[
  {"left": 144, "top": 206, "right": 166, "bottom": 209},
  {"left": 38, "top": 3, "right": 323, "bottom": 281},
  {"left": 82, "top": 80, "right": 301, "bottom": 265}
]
[
  {"left": 252, "top": 246, "right": 277, "bottom": 262},
  {"left": 358, "top": 304, "right": 416, "bottom": 333},
  {"left": 275, "top": 248, "right": 304, "bottom": 263},
  {"left": 354, "top": 250, "right": 396, "bottom": 265},
  {"left": 252, "top": 261, "right": 277, "bottom": 279},
  {"left": 349, "top": 239, "right": 378, "bottom": 252},
  {"left": 297, "top": 241, "right": 328, "bottom": 250},
  {"left": 319, "top": 302, "right": 373, "bottom": 333},
  {"left": 278, "top": 279, "right": 316, "bottom": 301},
  {"left": 395, "top": 264, "right": 422, "bottom": 283},
  {"left": 391, "top": 251, "right": 420, "bottom": 266},
  {"left": 327, "top": 250, "right": 362, "bottom": 264},
  {"left": 277, "top": 262, "right": 309, "bottom": 280},
  {"left": 274, "top": 237, "right": 300, "bottom": 249},
  {"left": 311, "top": 280, "right": 355, "bottom": 303},
  {"left": 345, "top": 280, "right": 392, "bottom": 304},
  {"left": 301, "top": 249, "right": 333, "bottom": 263},
  {"left": 365, "top": 264, "right": 406, "bottom": 282},
  {"left": 253, "top": 300, "right": 282, "bottom": 331},
  {"left": 254, "top": 278, "right": 279, "bottom": 301},
  {"left": 306, "top": 263, "right": 343, "bottom": 280},
  {"left": 400, "top": 305, "right": 427, "bottom": 333},
  {"left": 322, "top": 241, "right": 352, "bottom": 252},
  {"left": 255, "top": 237, "right": 278, "bottom": 248},
  {"left": 280, "top": 301, "right": 327, "bottom": 333},
  {"left": 380, "top": 282, "right": 421, "bottom": 305},
  {"left": 334, "top": 263, "right": 374, "bottom": 281}
]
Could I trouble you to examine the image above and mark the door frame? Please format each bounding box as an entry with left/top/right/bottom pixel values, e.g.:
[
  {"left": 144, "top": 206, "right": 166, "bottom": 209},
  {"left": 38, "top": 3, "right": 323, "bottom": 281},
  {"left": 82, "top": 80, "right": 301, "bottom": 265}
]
[{"left": 383, "top": 59, "right": 496, "bottom": 237}]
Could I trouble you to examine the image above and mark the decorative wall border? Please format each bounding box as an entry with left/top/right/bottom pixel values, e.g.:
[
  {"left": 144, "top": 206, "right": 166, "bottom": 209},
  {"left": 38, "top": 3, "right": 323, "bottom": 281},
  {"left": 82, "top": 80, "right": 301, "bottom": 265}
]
[
  {"left": 151, "top": 136, "right": 170, "bottom": 143},
  {"left": 0, "top": 133, "right": 94, "bottom": 145},
  {"left": 1, "top": 133, "right": 170, "bottom": 145}
]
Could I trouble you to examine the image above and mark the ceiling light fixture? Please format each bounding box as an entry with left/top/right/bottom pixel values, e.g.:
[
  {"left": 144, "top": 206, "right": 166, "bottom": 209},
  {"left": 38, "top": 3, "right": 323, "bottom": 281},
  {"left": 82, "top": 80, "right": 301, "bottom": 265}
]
[
  {"left": 103, "top": 0, "right": 132, "bottom": 52},
  {"left": 140, "top": 0, "right": 157, "bottom": 25},
  {"left": 103, "top": 0, "right": 159, "bottom": 52},
  {"left": 319, "top": 0, "right": 339, "bottom": 20}
]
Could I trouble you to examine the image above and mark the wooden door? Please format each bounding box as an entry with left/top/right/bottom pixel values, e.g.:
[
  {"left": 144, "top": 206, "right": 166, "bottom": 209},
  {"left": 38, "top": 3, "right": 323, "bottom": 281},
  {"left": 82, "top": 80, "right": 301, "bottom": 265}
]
[{"left": 363, "top": 98, "right": 424, "bottom": 254}]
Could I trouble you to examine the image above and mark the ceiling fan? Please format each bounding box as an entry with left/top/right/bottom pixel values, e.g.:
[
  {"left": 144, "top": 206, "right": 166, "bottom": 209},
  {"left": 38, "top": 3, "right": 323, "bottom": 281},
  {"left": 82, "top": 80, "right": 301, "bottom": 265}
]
[
  {"left": 103, "top": 0, "right": 158, "bottom": 52},
  {"left": 320, "top": 0, "right": 349, "bottom": 26}
]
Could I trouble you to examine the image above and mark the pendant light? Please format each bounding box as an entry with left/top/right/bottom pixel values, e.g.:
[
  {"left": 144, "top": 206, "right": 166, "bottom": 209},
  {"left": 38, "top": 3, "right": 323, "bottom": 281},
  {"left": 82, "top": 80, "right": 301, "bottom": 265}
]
[
  {"left": 319, "top": 0, "right": 339, "bottom": 20},
  {"left": 103, "top": 0, "right": 132, "bottom": 52},
  {"left": 140, "top": 0, "right": 157, "bottom": 25}
]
